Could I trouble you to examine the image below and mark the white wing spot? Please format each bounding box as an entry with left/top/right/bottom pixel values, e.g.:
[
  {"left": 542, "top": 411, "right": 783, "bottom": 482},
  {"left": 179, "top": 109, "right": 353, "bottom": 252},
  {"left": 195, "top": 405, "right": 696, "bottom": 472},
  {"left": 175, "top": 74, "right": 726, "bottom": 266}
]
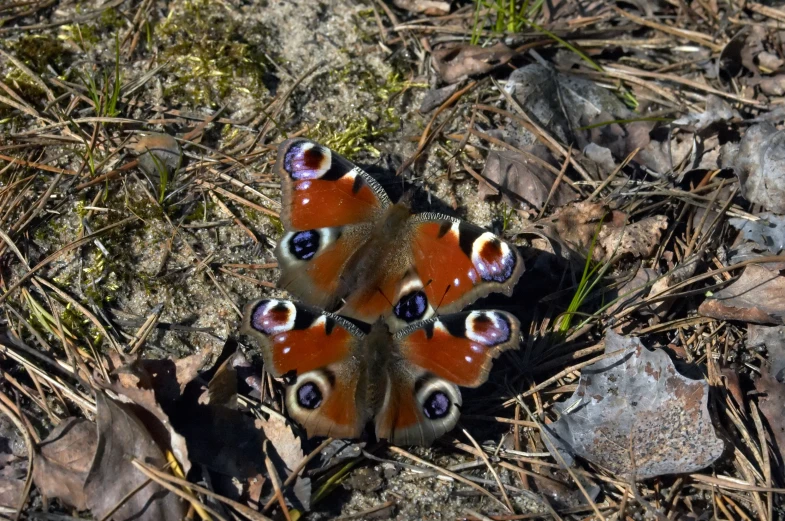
[
  {"left": 282, "top": 347, "right": 291, "bottom": 354},
  {"left": 465, "top": 355, "right": 473, "bottom": 363}
]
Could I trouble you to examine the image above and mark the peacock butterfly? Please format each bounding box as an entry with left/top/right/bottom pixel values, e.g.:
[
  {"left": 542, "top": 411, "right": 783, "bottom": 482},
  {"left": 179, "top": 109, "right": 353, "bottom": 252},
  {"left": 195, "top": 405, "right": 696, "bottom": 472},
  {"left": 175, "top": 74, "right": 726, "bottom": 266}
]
[
  {"left": 241, "top": 299, "right": 520, "bottom": 445},
  {"left": 274, "top": 138, "right": 524, "bottom": 328}
]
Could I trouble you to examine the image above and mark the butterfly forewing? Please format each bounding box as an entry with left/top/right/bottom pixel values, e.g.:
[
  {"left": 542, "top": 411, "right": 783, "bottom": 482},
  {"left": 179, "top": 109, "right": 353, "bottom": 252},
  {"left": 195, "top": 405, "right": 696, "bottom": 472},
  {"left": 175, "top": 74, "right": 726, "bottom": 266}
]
[{"left": 276, "top": 139, "right": 391, "bottom": 230}]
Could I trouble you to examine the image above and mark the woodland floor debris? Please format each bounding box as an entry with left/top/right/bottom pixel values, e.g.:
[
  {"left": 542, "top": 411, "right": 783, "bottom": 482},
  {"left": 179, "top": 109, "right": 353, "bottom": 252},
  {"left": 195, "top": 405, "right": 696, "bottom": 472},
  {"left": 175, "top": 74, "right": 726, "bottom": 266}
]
[{"left": 2, "top": 0, "right": 785, "bottom": 519}]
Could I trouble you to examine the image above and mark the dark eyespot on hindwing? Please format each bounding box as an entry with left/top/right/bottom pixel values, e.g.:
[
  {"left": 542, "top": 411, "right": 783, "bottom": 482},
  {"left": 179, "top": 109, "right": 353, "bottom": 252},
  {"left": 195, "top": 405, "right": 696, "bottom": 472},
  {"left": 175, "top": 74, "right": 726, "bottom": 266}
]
[
  {"left": 423, "top": 391, "right": 451, "bottom": 419},
  {"left": 288, "top": 230, "right": 320, "bottom": 260},
  {"left": 297, "top": 382, "right": 323, "bottom": 409},
  {"left": 394, "top": 290, "right": 429, "bottom": 323}
]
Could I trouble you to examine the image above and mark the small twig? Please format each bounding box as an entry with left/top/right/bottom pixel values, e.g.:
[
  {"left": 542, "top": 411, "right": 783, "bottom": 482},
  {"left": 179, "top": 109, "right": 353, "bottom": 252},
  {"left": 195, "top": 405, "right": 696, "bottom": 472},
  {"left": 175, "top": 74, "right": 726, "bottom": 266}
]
[{"left": 0, "top": 390, "right": 34, "bottom": 521}]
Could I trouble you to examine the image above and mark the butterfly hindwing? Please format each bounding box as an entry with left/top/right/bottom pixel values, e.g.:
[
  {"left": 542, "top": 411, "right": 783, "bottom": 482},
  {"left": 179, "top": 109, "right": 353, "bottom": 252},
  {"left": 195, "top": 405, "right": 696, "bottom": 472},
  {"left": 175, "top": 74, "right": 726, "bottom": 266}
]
[
  {"left": 374, "top": 366, "right": 461, "bottom": 446},
  {"left": 241, "top": 299, "right": 369, "bottom": 439},
  {"left": 375, "top": 310, "right": 520, "bottom": 445},
  {"left": 276, "top": 224, "right": 374, "bottom": 311}
]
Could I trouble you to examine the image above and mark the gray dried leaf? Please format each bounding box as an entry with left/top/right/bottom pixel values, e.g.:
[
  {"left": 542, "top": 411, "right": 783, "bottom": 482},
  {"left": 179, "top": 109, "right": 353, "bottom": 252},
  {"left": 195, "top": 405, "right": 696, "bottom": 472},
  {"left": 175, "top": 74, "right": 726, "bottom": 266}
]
[
  {"left": 432, "top": 43, "right": 515, "bottom": 84},
  {"left": 33, "top": 418, "right": 96, "bottom": 510},
  {"left": 759, "top": 75, "right": 785, "bottom": 96},
  {"left": 732, "top": 123, "right": 785, "bottom": 213},
  {"left": 755, "top": 372, "right": 785, "bottom": 458},
  {"left": 728, "top": 213, "right": 785, "bottom": 254},
  {"left": 543, "top": 331, "right": 724, "bottom": 480},
  {"left": 606, "top": 266, "right": 659, "bottom": 316},
  {"left": 747, "top": 324, "right": 785, "bottom": 381},
  {"left": 672, "top": 95, "right": 738, "bottom": 131},
  {"left": 504, "top": 64, "right": 631, "bottom": 148},
  {"left": 419, "top": 84, "right": 459, "bottom": 113},
  {"left": 757, "top": 51, "right": 784, "bottom": 71},
  {"left": 84, "top": 392, "right": 187, "bottom": 521},
  {"left": 699, "top": 264, "right": 785, "bottom": 325},
  {"left": 478, "top": 148, "right": 577, "bottom": 210},
  {"left": 582, "top": 143, "right": 617, "bottom": 177}
]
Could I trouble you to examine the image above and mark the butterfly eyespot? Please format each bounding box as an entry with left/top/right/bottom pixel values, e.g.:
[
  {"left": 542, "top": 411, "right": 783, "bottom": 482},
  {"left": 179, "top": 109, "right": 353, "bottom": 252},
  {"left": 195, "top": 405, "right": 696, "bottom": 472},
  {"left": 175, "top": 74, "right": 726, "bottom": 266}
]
[
  {"left": 422, "top": 391, "right": 451, "bottom": 419},
  {"left": 465, "top": 311, "right": 512, "bottom": 345},
  {"left": 471, "top": 234, "right": 516, "bottom": 283},
  {"left": 288, "top": 230, "right": 321, "bottom": 260},
  {"left": 394, "top": 290, "right": 429, "bottom": 323},
  {"left": 296, "top": 382, "right": 323, "bottom": 409},
  {"left": 284, "top": 142, "right": 331, "bottom": 180}
]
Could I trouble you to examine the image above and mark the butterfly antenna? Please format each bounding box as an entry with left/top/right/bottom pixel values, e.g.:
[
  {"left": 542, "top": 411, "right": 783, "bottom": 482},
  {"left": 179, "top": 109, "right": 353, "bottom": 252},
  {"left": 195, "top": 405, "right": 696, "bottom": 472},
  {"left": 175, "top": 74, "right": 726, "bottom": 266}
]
[
  {"left": 376, "top": 286, "right": 394, "bottom": 311},
  {"left": 435, "top": 282, "right": 452, "bottom": 315}
]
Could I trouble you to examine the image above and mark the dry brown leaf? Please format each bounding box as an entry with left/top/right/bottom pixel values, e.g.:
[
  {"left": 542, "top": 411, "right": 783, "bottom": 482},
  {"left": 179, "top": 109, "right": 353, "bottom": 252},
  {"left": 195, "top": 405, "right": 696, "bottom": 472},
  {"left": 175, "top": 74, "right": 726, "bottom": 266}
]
[
  {"left": 33, "top": 418, "right": 96, "bottom": 510},
  {"left": 0, "top": 474, "right": 24, "bottom": 510},
  {"left": 699, "top": 264, "right": 785, "bottom": 324},
  {"left": 107, "top": 375, "right": 192, "bottom": 475},
  {"left": 755, "top": 372, "right": 785, "bottom": 457},
  {"left": 599, "top": 215, "right": 668, "bottom": 260},
  {"left": 547, "top": 202, "right": 666, "bottom": 261},
  {"left": 432, "top": 43, "right": 515, "bottom": 84},
  {"left": 84, "top": 392, "right": 187, "bottom": 520},
  {"left": 548, "top": 201, "right": 613, "bottom": 255},
  {"left": 543, "top": 331, "right": 724, "bottom": 479},
  {"left": 478, "top": 148, "right": 577, "bottom": 210},
  {"left": 256, "top": 414, "right": 310, "bottom": 509}
]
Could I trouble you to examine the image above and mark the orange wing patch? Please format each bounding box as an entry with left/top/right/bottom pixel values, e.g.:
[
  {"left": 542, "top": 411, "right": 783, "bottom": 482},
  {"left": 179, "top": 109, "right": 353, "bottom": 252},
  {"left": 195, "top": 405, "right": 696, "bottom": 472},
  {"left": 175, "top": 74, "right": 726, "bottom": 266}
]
[
  {"left": 290, "top": 175, "right": 383, "bottom": 230},
  {"left": 398, "top": 327, "right": 488, "bottom": 387},
  {"left": 268, "top": 322, "right": 354, "bottom": 376},
  {"left": 412, "top": 222, "right": 479, "bottom": 309}
]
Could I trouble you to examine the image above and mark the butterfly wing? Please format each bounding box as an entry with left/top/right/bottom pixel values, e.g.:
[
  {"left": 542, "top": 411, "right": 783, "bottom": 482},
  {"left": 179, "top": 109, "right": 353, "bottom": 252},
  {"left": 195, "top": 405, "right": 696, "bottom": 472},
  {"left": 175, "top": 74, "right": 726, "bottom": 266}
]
[
  {"left": 241, "top": 299, "right": 370, "bottom": 439},
  {"left": 407, "top": 214, "right": 524, "bottom": 316},
  {"left": 276, "top": 138, "right": 391, "bottom": 230},
  {"left": 275, "top": 139, "right": 391, "bottom": 310},
  {"left": 374, "top": 311, "right": 520, "bottom": 445}
]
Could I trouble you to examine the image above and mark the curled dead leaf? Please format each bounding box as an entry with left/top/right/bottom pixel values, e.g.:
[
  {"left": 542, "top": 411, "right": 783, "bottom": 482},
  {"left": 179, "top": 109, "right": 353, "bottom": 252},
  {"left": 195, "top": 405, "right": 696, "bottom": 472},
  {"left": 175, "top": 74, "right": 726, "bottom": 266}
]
[
  {"left": 432, "top": 43, "right": 515, "bottom": 84},
  {"left": 732, "top": 123, "right": 785, "bottom": 213},
  {"left": 85, "top": 392, "right": 187, "bottom": 520},
  {"left": 393, "top": 0, "right": 450, "bottom": 15},
  {"left": 754, "top": 372, "right": 785, "bottom": 459},
  {"left": 699, "top": 264, "right": 785, "bottom": 325},
  {"left": 543, "top": 331, "right": 724, "bottom": 479},
  {"left": 478, "top": 148, "right": 577, "bottom": 210},
  {"left": 33, "top": 418, "right": 96, "bottom": 511},
  {"left": 130, "top": 132, "right": 182, "bottom": 184},
  {"left": 547, "top": 202, "right": 667, "bottom": 261},
  {"left": 34, "top": 393, "right": 186, "bottom": 520}
]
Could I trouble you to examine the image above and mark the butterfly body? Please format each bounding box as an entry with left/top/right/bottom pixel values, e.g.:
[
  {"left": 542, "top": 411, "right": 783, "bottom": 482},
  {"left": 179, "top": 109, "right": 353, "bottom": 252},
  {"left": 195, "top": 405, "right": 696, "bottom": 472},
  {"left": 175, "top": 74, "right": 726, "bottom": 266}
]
[
  {"left": 274, "top": 139, "right": 525, "bottom": 327},
  {"left": 242, "top": 299, "right": 520, "bottom": 445}
]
